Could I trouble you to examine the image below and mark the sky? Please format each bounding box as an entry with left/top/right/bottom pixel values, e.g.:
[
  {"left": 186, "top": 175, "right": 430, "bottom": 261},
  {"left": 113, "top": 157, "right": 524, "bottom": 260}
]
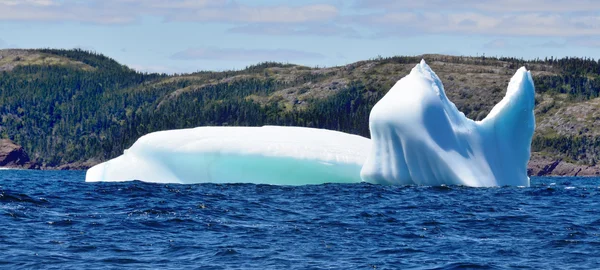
[{"left": 1, "top": 0, "right": 600, "bottom": 74}]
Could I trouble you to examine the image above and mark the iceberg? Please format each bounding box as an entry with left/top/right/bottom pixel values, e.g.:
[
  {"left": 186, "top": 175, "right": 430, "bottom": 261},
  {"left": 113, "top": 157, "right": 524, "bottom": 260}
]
[
  {"left": 360, "top": 60, "right": 535, "bottom": 187},
  {"left": 86, "top": 60, "right": 535, "bottom": 187},
  {"left": 85, "top": 126, "right": 370, "bottom": 185}
]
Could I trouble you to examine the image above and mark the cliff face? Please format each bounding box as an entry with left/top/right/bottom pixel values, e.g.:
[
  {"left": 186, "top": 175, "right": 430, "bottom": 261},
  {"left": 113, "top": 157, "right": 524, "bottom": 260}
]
[
  {"left": 0, "top": 139, "right": 33, "bottom": 168},
  {"left": 527, "top": 153, "right": 600, "bottom": 177}
]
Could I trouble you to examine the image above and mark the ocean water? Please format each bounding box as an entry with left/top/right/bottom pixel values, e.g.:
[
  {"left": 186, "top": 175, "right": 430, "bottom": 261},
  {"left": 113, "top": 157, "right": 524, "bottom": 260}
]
[{"left": 0, "top": 170, "right": 599, "bottom": 269}]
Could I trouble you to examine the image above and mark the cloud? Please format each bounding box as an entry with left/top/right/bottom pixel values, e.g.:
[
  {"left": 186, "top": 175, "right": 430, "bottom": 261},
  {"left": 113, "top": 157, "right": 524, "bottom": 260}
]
[
  {"left": 346, "top": 0, "right": 600, "bottom": 38},
  {"left": 0, "top": 0, "right": 57, "bottom": 7},
  {"left": 171, "top": 47, "right": 325, "bottom": 62},
  {"left": 167, "top": 4, "right": 338, "bottom": 23},
  {"left": 347, "top": 11, "right": 600, "bottom": 37},
  {"left": 3, "top": 0, "right": 599, "bottom": 40},
  {"left": 0, "top": 0, "right": 338, "bottom": 24},
  {"left": 0, "top": 0, "right": 136, "bottom": 24},
  {"left": 354, "top": 0, "right": 600, "bottom": 13}
]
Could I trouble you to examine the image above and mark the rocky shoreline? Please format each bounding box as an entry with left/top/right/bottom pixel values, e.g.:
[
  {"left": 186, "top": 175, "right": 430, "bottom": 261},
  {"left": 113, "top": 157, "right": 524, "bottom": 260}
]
[
  {"left": 2, "top": 140, "right": 599, "bottom": 176},
  {"left": 0, "top": 139, "right": 98, "bottom": 171},
  {"left": 0, "top": 139, "right": 36, "bottom": 169},
  {"left": 527, "top": 153, "right": 600, "bottom": 177}
]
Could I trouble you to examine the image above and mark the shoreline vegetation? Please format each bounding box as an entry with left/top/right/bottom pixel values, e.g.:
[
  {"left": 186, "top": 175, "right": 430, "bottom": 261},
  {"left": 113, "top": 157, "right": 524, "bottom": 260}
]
[{"left": 1, "top": 49, "right": 600, "bottom": 176}]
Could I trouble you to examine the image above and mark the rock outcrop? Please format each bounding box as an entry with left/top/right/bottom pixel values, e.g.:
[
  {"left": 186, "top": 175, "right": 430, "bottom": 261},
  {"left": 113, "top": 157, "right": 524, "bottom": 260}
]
[
  {"left": 528, "top": 154, "right": 600, "bottom": 176},
  {"left": 54, "top": 160, "right": 99, "bottom": 171},
  {"left": 0, "top": 139, "right": 33, "bottom": 168}
]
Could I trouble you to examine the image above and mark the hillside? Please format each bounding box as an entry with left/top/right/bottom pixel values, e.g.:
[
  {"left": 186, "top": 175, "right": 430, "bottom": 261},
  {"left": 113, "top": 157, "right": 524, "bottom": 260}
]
[{"left": 1, "top": 48, "right": 599, "bottom": 176}]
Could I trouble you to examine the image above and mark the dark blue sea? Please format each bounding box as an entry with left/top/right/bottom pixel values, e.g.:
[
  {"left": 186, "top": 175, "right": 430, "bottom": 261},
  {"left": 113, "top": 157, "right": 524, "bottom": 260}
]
[{"left": 0, "top": 170, "right": 599, "bottom": 269}]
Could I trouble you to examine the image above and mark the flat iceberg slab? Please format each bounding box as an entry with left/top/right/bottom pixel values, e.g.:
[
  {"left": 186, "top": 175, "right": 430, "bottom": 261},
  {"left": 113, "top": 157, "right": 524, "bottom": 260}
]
[
  {"left": 86, "top": 126, "right": 370, "bottom": 185},
  {"left": 360, "top": 60, "right": 535, "bottom": 187}
]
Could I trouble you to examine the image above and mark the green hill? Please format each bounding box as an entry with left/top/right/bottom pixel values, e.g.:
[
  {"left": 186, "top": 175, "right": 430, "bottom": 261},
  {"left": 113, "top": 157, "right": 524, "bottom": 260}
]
[{"left": 1, "top": 48, "right": 599, "bottom": 175}]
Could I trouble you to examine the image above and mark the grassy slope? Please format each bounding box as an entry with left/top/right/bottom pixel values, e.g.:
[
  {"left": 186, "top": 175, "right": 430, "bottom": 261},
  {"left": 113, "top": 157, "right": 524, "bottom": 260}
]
[
  {"left": 0, "top": 49, "right": 94, "bottom": 71},
  {"left": 150, "top": 54, "right": 562, "bottom": 133}
]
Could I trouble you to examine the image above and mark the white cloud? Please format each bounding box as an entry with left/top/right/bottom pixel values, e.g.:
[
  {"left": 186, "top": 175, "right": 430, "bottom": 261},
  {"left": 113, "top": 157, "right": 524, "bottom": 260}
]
[
  {"left": 166, "top": 4, "right": 338, "bottom": 23},
  {"left": 346, "top": 0, "right": 600, "bottom": 37},
  {"left": 0, "top": 0, "right": 338, "bottom": 24},
  {"left": 350, "top": 11, "right": 600, "bottom": 37},
  {"left": 0, "top": 0, "right": 57, "bottom": 7},
  {"left": 134, "top": 0, "right": 220, "bottom": 9},
  {"left": 355, "top": 0, "right": 600, "bottom": 13},
  {"left": 171, "top": 47, "right": 324, "bottom": 61},
  {"left": 0, "top": 1, "right": 135, "bottom": 24},
  {"left": 2, "top": 0, "right": 599, "bottom": 39}
]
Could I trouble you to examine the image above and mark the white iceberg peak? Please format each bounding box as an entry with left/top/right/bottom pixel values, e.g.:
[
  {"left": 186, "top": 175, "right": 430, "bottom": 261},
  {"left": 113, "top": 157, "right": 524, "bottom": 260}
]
[
  {"left": 361, "top": 63, "right": 535, "bottom": 187},
  {"left": 410, "top": 59, "right": 436, "bottom": 82},
  {"left": 480, "top": 67, "right": 534, "bottom": 129}
]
